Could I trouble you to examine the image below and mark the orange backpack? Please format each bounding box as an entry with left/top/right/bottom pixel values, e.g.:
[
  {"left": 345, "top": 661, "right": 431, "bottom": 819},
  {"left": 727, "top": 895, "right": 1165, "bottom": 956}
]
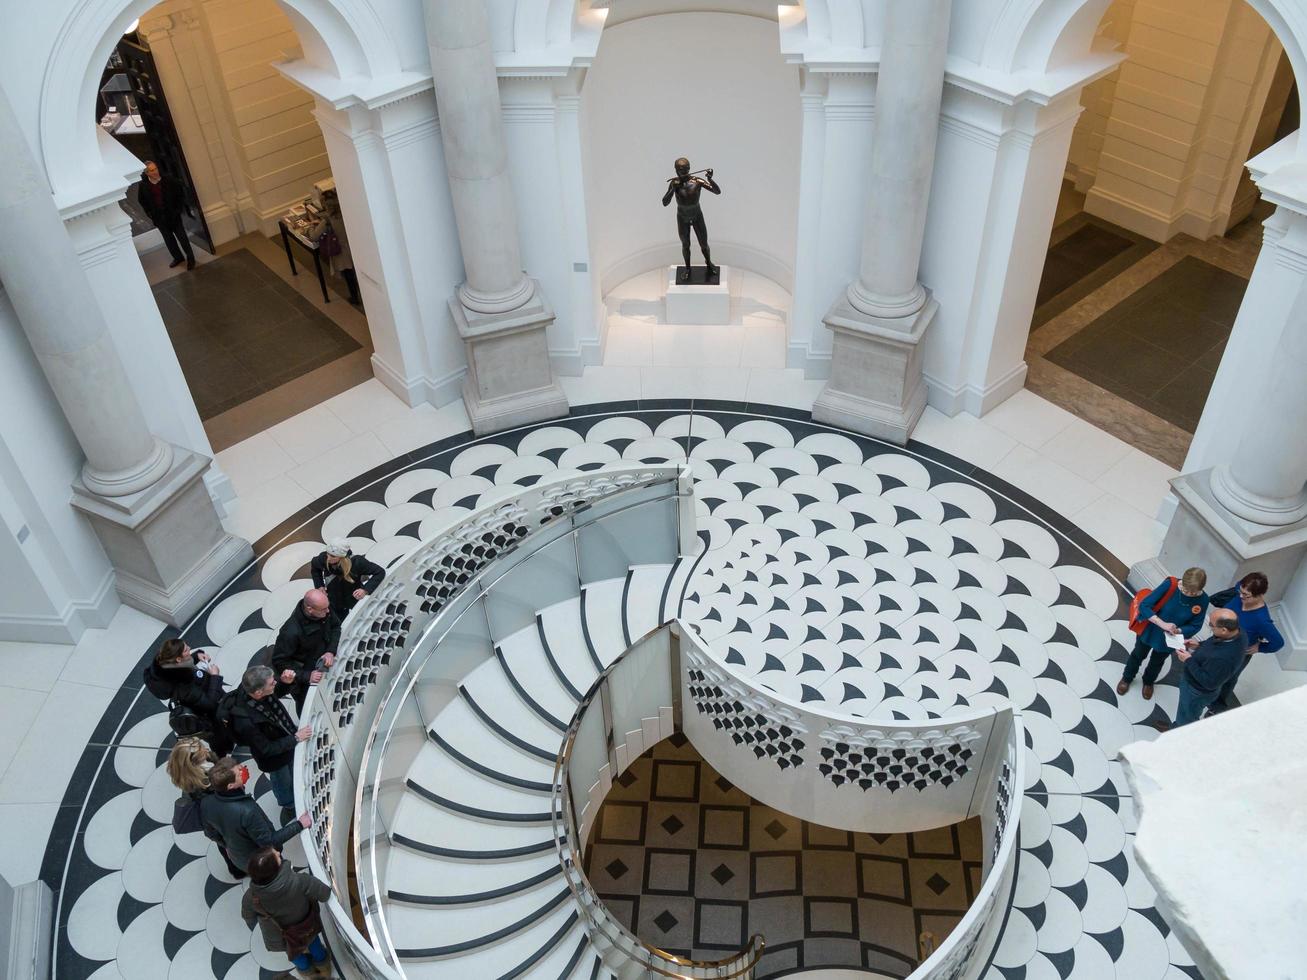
[{"left": 1128, "top": 577, "right": 1177, "bottom": 635}]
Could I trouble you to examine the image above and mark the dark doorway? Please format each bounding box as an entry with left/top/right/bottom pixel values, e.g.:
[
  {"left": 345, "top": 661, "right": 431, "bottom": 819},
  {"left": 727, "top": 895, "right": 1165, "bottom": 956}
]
[{"left": 97, "top": 33, "right": 214, "bottom": 253}]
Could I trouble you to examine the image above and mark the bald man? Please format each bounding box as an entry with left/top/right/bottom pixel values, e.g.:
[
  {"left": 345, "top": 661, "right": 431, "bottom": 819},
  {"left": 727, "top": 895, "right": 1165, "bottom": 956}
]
[
  {"left": 271, "top": 589, "right": 340, "bottom": 713},
  {"left": 1155, "top": 607, "right": 1247, "bottom": 731}
]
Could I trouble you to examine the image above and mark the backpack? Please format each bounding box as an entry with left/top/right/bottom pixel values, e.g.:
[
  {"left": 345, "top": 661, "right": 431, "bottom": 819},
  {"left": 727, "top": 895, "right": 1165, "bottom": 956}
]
[
  {"left": 1128, "top": 577, "right": 1177, "bottom": 635},
  {"left": 168, "top": 700, "right": 206, "bottom": 738},
  {"left": 172, "top": 793, "right": 206, "bottom": 835},
  {"left": 215, "top": 689, "right": 242, "bottom": 748}
]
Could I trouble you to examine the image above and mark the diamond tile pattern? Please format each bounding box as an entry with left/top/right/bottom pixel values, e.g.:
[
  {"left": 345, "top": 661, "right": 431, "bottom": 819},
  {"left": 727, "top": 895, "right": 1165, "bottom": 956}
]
[{"left": 585, "top": 738, "right": 982, "bottom": 974}]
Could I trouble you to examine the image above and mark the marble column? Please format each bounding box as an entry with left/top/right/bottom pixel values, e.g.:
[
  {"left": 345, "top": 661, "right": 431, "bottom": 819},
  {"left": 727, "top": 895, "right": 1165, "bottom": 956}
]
[
  {"left": 812, "top": 0, "right": 952, "bottom": 443},
  {"left": 424, "top": 0, "right": 568, "bottom": 434},
  {"left": 1209, "top": 277, "right": 1307, "bottom": 526},
  {"left": 1129, "top": 207, "right": 1307, "bottom": 665},
  {"left": 0, "top": 82, "right": 249, "bottom": 626}
]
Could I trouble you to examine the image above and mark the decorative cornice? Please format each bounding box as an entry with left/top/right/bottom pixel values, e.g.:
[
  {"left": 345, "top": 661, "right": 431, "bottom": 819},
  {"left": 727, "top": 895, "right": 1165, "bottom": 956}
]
[
  {"left": 382, "top": 116, "right": 440, "bottom": 152},
  {"left": 938, "top": 114, "right": 1002, "bottom": 150},
  {"left": 824, "top": 104, "right": 873, "bottom": 123},
  {"left": 501, "top": 105, "right": 556, "bottom": 124}
]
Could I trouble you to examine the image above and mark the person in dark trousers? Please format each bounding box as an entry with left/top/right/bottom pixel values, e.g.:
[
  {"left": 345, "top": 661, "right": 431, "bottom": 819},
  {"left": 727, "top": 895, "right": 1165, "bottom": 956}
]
[
  {"left": 144, "top": 637, "right": 234, "bottom": 755},
  {"left": 241, "top": 847, "right": 332, "bottom": 978},
  {"left": 219, "top": 665, "right": 311, "bottom": 817},
  {"left": 166, "top": 737, "right": 245, "bottom": 879},
  {"left": 135, "top": 160, "right": 194, "bottom": 269},
  {"left": 311, "top": 539, "right": 385, "bottom": 623},
  {"left": 1118, "top": 567, "right": 1209, "bottom": 700},
  {"left": 272, "top": 589, "right": 340, "bottom": 713},
  {"left": 198, "top": 758, "right": 310, "bottom": 874},
  {"left": 1209, "top": 571, "right": 1285, "bottom": 715},
  {"left": 1154, "top": 608, "right": 1248, "bottom": 730}
]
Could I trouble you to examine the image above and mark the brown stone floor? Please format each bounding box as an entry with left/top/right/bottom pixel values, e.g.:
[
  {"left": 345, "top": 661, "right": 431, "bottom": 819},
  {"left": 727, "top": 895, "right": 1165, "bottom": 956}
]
[
  {"left": 142, "top": 230, "right": 373, "bottom": 452},
  {"left": 583, "top": 735, "right": 984, "bottom": 979},
  {"left": 1024, "top": 183, "right": 1267, "bottom": 469}
]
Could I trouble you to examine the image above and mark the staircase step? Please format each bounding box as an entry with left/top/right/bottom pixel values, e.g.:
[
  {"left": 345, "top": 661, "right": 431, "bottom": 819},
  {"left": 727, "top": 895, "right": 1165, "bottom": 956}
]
[
  {"left": 389, "top": 878, "right": 572, "bottom": 961},
  {"left": 625, "top": 564, "right": 675, "bottom": 641},
  {"left": 431, "top": 696, "right": 559, "bottom": 788},
  {"left": 407, "top": 741, "right": 553, "bottom": 816},
  {"left": 497, "top": 630, "right": 579, "bottom": 729},
  {"left": 461, "top": 660, "right": 571, "bottom": 754},
  {"left": 386, "top": 850, "right": 562, "bottom": 907},
  {"left": 391, "top": 788, "right": 557, "bottom": 856},
  {"left": 580, "top": 578, "right": 628, "bottom": 668},
  {"left": 536, "top": 597, "right": 605, "bottom": 698}
]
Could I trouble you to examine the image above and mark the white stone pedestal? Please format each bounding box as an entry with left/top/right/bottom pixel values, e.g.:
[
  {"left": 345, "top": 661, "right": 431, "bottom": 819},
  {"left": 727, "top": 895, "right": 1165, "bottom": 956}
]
[
  {"left": 70, "top": 448, "right": 253, "bottom": 628},
  {"left": 451, "top": 280, "right": 569, "bottom": 435},
  {"left": 811, "top": 293, "right": 934, "bottom": 445},
  {"left": 665, "top": 266, "right": 731, "bottom": 325}
]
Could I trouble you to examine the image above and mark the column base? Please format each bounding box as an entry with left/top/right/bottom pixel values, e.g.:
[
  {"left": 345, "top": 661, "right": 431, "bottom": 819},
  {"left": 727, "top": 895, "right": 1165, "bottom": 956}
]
[
  {"left": 451, "top": 280, "right": 569, "bottom": 436},
  {"left": 1128, "top": 467, "right": 1307, "bottom": 601},
  {"left": 811, "top": 294, "right": 935, "bottom": 445},
  {"left": 72, "top": 447, "right": 254, "bottom": 628}
]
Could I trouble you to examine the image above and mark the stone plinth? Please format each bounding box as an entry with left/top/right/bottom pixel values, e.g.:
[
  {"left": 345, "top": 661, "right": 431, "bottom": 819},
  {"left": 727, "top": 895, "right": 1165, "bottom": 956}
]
[
  {"left": 71, "top": 448, "right": 252, "bottom": 628},
  {"left": 452, "top": 281, "right": 569, "bottom": 435},
  {"left": 811, "top": 294, "right": 934, "bottom": 445},
  {"left": 665, "top": 265, "right": 731, "bottom": 325},
  {"left": 1119, "top": 686, "right": 1307, "bottom": 980}
]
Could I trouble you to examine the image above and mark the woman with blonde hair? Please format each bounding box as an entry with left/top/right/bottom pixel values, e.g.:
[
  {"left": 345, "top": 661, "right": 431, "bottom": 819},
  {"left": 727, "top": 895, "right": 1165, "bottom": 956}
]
[
  {"left": 167, "top": 737, "right": 247, "bottom": 879},
  {"left": 1119, "top": 566, "right": 1209, "bottom": 700},
  {"left": 310, "top": 538, "right": 385, "bottom": 622}
]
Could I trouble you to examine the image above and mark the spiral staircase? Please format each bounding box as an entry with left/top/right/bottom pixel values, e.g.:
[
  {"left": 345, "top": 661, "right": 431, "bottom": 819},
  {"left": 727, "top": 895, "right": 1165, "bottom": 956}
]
[{"left": 293, "top": 464, "right": 1021, "bottom": 980}]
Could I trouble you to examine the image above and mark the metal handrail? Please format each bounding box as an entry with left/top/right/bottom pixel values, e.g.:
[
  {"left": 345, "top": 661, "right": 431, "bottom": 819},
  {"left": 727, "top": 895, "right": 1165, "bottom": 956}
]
[
  {"left": 550, "top": 621, "right": 765, "bottom": 979},
  {"left": 353, "top": 470, "right": 690, "bottom": 970}
]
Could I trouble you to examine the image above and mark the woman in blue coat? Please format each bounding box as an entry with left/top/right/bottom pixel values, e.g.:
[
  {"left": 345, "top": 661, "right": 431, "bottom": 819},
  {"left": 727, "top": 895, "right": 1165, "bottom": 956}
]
[
  {"left": 1208, "top": 571, "right": 1284, "bottom": 714},
  {"left": 1117, "top": 566, "right": 1209, "bottom": 700}
]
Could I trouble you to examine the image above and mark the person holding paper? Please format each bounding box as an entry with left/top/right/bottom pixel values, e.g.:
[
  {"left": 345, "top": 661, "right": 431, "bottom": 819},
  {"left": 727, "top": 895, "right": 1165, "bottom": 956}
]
[
  {"left": 1153, "top": 608, "right": 1247, "bottom": 730},
  {"left": 1117, "top": 567, "right": 1209, "bottom": 700}
]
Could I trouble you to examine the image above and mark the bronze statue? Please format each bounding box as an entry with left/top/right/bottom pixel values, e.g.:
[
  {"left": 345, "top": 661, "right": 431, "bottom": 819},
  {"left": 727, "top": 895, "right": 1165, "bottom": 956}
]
[{"left": 662, "top": 157, "right": 721, "bottom": 283}]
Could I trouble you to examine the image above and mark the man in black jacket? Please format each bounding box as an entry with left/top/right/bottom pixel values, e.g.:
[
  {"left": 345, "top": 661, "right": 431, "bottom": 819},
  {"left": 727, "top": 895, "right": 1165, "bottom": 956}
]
[
  {"left": 199, "top": 757, "right": 310, "bottom": 873},
  {"left": 135, "top": 161, "right": 194, "bottom": 269},
  {"left": 311, "top": 539, "right": 385, "bottom": 622},
  {"left": 143, "top": 638, "right": 233, "bottom": 755},
  {"left": 221, "top": 665, "right": 311, "bottom": 815},
  {"left": 272, "top": 589, "right": 340, "bottom": 713}
]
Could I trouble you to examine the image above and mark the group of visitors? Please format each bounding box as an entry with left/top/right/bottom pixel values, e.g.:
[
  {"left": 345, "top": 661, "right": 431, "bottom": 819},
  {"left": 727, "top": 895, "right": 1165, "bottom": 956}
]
[
  {"left": 1119, "top": 567, "right": 1283, "bottom": 729},
  {"left": 146, "top": 540, "right": 384, "bottom": 979}
]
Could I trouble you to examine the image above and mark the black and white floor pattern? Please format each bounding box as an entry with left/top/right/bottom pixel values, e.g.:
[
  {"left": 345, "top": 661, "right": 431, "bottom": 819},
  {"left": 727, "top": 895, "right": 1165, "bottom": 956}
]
[{"left": 47, "top": 402, "right": 1199, "bottom": 980}]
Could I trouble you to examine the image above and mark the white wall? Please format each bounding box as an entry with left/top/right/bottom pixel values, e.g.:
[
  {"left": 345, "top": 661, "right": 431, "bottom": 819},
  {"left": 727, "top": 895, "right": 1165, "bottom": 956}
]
[
  {"left": 0, "top": 289, "right": 117, "bottom": 643},
  {"left": 580, "top": 12, "right": 802, "bottom": 293}
]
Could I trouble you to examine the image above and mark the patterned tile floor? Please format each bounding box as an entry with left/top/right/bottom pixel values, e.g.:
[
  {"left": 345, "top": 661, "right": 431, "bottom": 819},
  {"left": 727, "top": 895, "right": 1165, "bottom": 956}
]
[
  {"left": 585, "top": 735, "right": 984, "bottom": 977},
  {"left": 41, "top": 401, "right": 1201, "bottom": 979}
]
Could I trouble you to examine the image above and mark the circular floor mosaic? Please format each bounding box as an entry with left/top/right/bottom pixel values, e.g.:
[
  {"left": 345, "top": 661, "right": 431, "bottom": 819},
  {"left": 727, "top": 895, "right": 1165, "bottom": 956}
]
[{"left": 47, "top": 402, "right": 1201, "bottom": 980}]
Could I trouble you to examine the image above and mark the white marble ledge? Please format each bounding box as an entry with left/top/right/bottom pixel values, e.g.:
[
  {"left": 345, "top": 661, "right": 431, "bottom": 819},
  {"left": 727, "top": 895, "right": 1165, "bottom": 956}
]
[{"left": 1119, "top": 688, "right": 1307, "bottom": 980}]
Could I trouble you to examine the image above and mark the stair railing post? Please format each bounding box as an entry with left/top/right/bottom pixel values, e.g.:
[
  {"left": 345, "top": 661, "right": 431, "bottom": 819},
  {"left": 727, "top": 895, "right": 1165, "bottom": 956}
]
[
  {"left": 600, "top": 677, "right": 617, "bottom": 776},
  {"left": 669, "top": 622, "right": 684, "bottom": 734}
]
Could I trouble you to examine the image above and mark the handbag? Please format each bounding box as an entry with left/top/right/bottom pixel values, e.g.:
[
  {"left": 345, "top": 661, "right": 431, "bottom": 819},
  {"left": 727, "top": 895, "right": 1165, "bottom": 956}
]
[
  {"left": 1209, "top": 586, "right": 1238, "bottom": 609},
  {"left": 172, "top": 793, "right": 205, "bottom": 835},
  {"left": 1128, "top": 577, "right": 1177, "bottom": 636},
  {"left": 253, "top": 892, "right": 323, "bottom": 958},
  {"left": 168, "top": 700, "right": 206, "bottom": 738}
]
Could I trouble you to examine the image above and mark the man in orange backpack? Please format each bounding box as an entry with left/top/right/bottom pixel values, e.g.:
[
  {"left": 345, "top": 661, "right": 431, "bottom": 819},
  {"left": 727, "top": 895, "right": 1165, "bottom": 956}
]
[{"left": 1118, "top": 566, "right": 1209, "bottom": 700}]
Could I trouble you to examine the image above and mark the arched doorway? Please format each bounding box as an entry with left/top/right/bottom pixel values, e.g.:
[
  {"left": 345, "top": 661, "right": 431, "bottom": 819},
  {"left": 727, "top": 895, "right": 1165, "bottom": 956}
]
[
  {"left": 1010, "top": 0, "right": 1302, "bottom": 472},
  {"left": 32, "top": 0, "right": 461, "bottom": 513},
  {"left": 580, "top": 4, "right": 801, "bottom": 378}
]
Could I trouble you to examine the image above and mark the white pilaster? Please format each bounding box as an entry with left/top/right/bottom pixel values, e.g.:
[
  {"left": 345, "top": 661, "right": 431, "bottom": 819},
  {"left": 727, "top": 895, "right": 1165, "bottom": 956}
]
[
  {"left": 812, "top": 1, "right": 951, "bottom": 443},
  {"left": 424, "top": 0, "right": 566, "bottom": 434}
]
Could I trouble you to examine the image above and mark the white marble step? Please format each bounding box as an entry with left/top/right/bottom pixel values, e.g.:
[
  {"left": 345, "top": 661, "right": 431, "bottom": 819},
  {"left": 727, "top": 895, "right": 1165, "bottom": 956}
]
[
  {"left": 405, "top": 739, "right": 554, "bottom": 818},
  {"left": 517, "top": 920, "right": 596, "bottom": 979},
  {"left": 431, "top": 695, "right": 558, "bottom": 788},
  {"left": 390, "top": 787, "right": 556, "bottom": 856},
  {"left": 626, "top": 564, "right": 675, "bottom": 640},
  {"left": 385, "top": 849, "right": 562, "bottom": 906},
  {"left": 581, "top": 578, "right": 630, "bottom": 668},
  {"left": 388, "top": 873, "right": 572, "bottom": 964},
  {"left": 461, "top": 658, "right": 571, "bottom": 754},
  {"left": 498, "top": 622, "right": 581, "bottom": 728},
  {"left": 536, "top": 595, "right": 606, "bottom": 697}
]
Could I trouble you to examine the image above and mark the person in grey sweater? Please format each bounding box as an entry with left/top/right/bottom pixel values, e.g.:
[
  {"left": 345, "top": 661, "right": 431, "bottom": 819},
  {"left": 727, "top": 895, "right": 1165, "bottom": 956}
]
[
  {"left": 198, "top": 758, "right": 309, "bottom": 872},
  {"left": 241, "top": 847, "right": 332, "bottom": 977}
]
